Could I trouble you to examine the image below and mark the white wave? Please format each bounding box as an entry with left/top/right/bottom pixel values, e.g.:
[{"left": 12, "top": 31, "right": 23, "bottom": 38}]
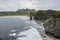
[
  {"left": 9, "top": 33, "right": 16, "bottom": 37},
  {"left": 16, "top": 27, "right": 43, "bottom": 40}
]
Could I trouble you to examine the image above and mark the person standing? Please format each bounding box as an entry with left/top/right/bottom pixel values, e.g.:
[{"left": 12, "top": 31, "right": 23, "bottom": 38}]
[{"left": 29, "top": 12, "right": 33, "bottom": 20}]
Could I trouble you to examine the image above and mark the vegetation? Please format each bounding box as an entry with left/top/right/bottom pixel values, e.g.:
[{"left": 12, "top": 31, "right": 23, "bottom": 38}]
[
  {"left": 0, "top": 9, "right": 60, "bottom": 19},
  {"left": 52, "top": 11, "right": 60, "bottom": 18},
  {"left": 0, "top": 9, "right": 36, "bottom": 16},
  {"left": 0, "top": 12, "right": 28, "bottom": 16},
  {"left": 34, "top": 10, "right": 60, "bottom": 20}
]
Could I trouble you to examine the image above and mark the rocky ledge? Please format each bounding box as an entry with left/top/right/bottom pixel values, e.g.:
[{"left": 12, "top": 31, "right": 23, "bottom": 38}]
[{"left": 43, "top": 17, "right": 60, "bottom": 39}]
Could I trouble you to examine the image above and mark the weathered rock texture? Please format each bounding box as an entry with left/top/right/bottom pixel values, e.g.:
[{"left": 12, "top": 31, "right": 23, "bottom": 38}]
[
  {"left": 43, "top": 18, "right": 60, "bottom": 38},
  {"left": 54, "top": 18, "right": 60, "bottom": 38}
]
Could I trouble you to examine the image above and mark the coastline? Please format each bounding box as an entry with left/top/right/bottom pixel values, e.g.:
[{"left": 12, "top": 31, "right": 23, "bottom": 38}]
[
  {"left": 0, "top": 16, "right": 29, "bottom": 18},
  {"left": 35, "top": 20, "right": 59, "bottom": 40},
  {"left": 0, "top": 16, "right": 59, "bottom": 40}
]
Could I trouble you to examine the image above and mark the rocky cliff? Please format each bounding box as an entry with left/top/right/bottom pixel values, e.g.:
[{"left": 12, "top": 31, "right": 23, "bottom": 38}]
[{"left": 43, "top": 17, "right": 60, "bottom": 38}]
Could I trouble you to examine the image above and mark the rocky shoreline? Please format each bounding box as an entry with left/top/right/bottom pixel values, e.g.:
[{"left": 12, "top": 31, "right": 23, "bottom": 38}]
[{"left": 35, "top": 20, "right": 59, "bottom": 40}]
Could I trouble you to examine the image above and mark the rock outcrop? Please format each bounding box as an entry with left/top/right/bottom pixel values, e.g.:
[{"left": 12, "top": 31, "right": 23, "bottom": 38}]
[{"left": 43, "top": 18, "right": 60, "bottom": 38}]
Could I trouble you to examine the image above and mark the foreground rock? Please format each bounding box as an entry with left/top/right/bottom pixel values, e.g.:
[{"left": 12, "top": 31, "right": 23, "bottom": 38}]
[
  {"left": 43, "top": 17, "right": 60, "bottom": 38},
  {"left": 35, "top": 20, "right": 59, "bottom": 40}
]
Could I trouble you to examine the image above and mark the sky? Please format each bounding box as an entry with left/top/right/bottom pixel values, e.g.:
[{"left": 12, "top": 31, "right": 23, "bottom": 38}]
[{"left": 0, "top": 0, "right": 60, "bottom": 11}]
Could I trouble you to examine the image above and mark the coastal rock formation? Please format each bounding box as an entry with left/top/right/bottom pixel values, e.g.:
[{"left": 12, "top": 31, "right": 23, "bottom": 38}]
[{"left": 43, "top": 18, "right": 60, "bottom": 38}]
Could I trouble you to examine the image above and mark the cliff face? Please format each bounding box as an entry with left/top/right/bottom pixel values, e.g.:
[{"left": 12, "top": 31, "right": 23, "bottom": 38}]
[
  {"left": 34, "top": 10, "right": 60, "bottom": 38},
  {"left": 43, "top": 18, "right": 60, "bottom": 38},
  {"left": 54, "top": 18, "right": 60, "bottom": 38}
]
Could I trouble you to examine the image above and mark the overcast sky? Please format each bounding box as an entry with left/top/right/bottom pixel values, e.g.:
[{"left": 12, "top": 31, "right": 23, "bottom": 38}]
[{"left": 0, "top": 0, "right": 60, "bottom": 11}]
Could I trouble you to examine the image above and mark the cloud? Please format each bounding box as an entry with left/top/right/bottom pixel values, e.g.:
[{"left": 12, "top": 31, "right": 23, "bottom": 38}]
[{"left": 0, "top": 0, "right": 60, "bottom": 11}]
